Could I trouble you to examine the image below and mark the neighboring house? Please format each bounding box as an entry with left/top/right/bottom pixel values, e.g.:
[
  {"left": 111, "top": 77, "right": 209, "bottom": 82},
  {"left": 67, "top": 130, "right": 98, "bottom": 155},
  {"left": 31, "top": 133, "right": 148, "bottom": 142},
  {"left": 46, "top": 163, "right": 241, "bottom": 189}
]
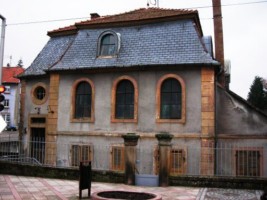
[
  {"left": 18, "top": 7, "right": 267, "bottom": 178},
  {"left": 1, "top": 65, "right": 25, "bottom": 129}
]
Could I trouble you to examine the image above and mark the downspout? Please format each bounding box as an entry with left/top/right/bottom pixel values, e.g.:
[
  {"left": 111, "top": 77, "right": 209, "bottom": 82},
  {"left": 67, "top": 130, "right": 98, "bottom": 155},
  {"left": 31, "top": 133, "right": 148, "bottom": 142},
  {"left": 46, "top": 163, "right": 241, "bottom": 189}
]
[{"left": 0, "top": 14, "right": 6, "bottom": 84}]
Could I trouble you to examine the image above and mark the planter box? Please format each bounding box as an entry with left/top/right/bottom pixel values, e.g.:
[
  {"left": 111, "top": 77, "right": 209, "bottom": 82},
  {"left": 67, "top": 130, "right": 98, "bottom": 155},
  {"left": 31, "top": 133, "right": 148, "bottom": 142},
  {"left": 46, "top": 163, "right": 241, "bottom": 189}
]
[{"left": 135, "top": 174, "right": 159, "bottom": 187}]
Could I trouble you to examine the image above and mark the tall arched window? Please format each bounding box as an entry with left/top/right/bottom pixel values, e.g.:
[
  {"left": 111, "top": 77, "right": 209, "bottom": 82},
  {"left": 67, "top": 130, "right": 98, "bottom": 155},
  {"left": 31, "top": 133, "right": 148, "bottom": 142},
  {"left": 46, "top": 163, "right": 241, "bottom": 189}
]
[
  {"left": 115, "top": 80, "right": 134, "bottom": 119},
  {"left": 75, "top": 81, "right": 92, "bottom": 119},
  {"left": 160, "top": 78, "right": 181, "bottom": 119},
  {"left": 156, "top": 74, "right": 186, "bottom": 123},
  {"left": 111, "top": 76, "right": 138, "bottom": 123}
]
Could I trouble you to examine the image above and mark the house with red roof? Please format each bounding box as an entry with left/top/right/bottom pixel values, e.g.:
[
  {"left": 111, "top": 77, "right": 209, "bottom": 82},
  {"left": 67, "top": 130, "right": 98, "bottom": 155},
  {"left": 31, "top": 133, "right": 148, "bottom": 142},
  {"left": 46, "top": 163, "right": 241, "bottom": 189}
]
[
  {"left": 17, "top": 6, "right": 267, "bottom": 185},
  {"left": 1, "top": 65, "right": 25, "bottom": 129}
]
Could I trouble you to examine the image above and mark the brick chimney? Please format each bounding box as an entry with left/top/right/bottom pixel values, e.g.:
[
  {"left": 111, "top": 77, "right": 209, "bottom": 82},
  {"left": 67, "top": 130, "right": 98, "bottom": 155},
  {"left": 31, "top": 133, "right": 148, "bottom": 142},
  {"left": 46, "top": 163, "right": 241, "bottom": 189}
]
[
  {"left": 90, "top": 13, "right": 100, "bottom": 19},
  {"left": 212, "top": 0, "right": 225, "bottom": 87}
]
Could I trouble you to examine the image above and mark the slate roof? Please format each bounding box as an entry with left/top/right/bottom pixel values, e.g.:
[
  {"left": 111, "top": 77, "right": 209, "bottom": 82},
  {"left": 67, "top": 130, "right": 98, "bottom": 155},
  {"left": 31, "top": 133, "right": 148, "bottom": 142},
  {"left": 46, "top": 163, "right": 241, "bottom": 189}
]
[
  {"left": 21, "top": 35, "right": 75, "bottom": 77},
  {"left": 21, "top": 8, "right": 219, "bottom": 77},
  {"left": 2, "top": 66, "right": 25, "bottom": 83}
]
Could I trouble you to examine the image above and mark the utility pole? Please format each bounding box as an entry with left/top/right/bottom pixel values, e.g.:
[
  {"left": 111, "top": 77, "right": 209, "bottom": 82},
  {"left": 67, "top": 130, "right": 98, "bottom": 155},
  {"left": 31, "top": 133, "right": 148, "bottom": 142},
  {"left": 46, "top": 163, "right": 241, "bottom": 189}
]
[{"left": 0, "top": 14, "right": 6, "bottom": 85}]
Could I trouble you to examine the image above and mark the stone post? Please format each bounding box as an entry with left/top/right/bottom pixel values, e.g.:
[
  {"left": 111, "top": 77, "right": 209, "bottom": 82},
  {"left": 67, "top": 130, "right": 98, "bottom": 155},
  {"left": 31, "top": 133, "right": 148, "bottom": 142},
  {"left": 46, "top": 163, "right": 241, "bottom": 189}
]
[
  {"left": 122, "top": 133, "right": 140, "bottom": 185},
  {"left": 156, "top": 132, "right": 173, "bottom": 187}
]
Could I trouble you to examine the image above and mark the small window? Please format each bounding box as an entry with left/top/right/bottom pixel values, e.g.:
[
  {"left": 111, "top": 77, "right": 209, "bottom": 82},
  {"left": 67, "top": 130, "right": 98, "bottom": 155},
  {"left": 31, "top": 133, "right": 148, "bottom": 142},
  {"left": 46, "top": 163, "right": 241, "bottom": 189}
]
[
  {"left": 4, "top": 86, "right": 10, "bottom": 94},
  {"left": 97, "top": 31, "right": 120, "bottom": 57},
  {"left": 236, "top": 150, "right": 261, "bottom": 177},
  {"left": 75, "top": 81, "right": 92, "bottom": 119},
  {"left": 153, "top": 147, "right": 187, "bottom": 175},
  {"left": 170, "top": 149, "right": 186, "bottom": 175},
  {"left": 31, "top": 117, "right": 46, "bottom": 124},
  {"left": 31, "top": 83, "right": 48, "bottom": 105},
  {"left": 35, "top": 86, "right": 46, "bottom": 100},
  {"left": 71, "top": 145, "right": 93, "bottom": 167},
  {"left": 4, "top": 114, "right": 10, "bottom": 125},
  {"left": 111, "top": 146, "right": 124, "bottom": 172},
  {"left": 4, "top": 99, "right": 9, "bottom": 108}
]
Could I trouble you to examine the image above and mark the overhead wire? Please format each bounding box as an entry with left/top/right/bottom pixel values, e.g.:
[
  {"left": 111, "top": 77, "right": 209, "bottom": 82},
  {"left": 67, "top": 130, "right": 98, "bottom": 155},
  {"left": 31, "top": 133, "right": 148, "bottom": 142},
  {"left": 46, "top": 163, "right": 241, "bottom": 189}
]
[{"left": 6, "top": 0, "right": 267, "bottom": 26}]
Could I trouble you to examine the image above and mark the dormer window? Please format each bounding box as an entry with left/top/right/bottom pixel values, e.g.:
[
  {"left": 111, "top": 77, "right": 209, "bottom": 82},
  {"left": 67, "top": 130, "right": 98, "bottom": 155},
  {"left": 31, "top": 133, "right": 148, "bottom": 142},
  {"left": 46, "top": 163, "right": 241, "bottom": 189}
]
[
  {"left": 97, "top": 31, "right": 120, "bottom": 57},
  {"left": 100, "top": 34, "right": 115, "bottom": 56}
]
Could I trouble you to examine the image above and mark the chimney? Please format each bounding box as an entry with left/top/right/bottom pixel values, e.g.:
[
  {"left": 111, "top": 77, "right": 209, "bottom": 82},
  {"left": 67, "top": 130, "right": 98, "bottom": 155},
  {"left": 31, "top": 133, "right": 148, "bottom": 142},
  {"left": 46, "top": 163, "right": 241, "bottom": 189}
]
[
  {"left": 90, "top": 13, "right": 100, "bottom": 19},
  {"left": 212, "top": 0, "right": 225, "bottom": 87}
]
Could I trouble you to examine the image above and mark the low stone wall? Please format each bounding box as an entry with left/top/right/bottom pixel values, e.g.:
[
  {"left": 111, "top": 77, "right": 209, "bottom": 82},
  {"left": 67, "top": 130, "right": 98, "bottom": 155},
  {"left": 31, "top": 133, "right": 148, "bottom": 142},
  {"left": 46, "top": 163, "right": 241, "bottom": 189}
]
[
  {"left": 170, "top": 176, "right": 266, "bottom": 190},
  {"left": 0, "top": 162, "right": 265, "bottom": 189},
  {"left": 0, "top": 162, "right": 124, "bottom": 183}
]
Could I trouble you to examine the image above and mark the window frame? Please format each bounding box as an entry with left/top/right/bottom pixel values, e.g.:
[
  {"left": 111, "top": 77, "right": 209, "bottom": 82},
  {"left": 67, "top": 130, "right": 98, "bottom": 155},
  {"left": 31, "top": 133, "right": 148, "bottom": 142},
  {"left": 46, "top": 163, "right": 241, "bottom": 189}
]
[
  {"left": 31, "top": 82, "right": 48, "bottom": 105},
  {"left": 156, "top": 74, "right": 186, "bottom": 123},
  {"left": 70, "top": 144, "right": 93, "bottom": 167},
  {"left": 71, "top": 78, "right": 95, "bottom": 123},
  {"left": 4, "top": 99, "right": 9, "bottom": 108},
  {"left": 3, "top": 113, "right": 10, "bottom": 126},
  {"left": 110, "top": 145, "right": 125, "bottom": 172},
  {"left": 111, "top": 76, "right": 138, "bottom": 123},
  {"left": 170, "top": 147, "right": 187, "bottom": 175},
  {"left": 4, "top": 86, "right": 10, "bottom": 94},
  {"left": 97, "top": 30, "right": 120, "bottom": 58},
  {"left": 233, "top": 147, "right": 263, "bottom": 177}
]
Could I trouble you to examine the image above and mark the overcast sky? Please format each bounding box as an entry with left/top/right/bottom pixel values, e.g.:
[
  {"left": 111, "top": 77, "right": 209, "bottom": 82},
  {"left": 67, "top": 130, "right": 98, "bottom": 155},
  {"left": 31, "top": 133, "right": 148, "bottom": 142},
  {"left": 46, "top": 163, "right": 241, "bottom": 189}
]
[{"left": 0, "top": 0, "right": 267, "bottom": 99}]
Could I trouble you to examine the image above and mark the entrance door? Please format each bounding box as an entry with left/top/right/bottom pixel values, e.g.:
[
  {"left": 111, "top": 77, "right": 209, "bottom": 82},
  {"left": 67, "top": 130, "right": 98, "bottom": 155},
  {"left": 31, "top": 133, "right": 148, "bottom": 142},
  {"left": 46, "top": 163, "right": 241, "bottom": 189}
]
[{"left": 31, "top": 128, "right": 45, "bottom": 164}]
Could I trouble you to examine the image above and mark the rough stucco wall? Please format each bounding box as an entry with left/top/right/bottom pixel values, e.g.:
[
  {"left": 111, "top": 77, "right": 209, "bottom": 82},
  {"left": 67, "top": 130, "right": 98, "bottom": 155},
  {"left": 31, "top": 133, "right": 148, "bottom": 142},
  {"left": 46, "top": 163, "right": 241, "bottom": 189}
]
[
  {"left": 216, "top": 139, "right": 267, "bottom": 177},
  {"left": 57, "top": 68, "right": 201, "bottom": 134},
  {"left": 24, "top": 78, "right": 50, "bottom": 127},
  {"left": 216, "top": 86, "right": 267, "bottom": 135}
]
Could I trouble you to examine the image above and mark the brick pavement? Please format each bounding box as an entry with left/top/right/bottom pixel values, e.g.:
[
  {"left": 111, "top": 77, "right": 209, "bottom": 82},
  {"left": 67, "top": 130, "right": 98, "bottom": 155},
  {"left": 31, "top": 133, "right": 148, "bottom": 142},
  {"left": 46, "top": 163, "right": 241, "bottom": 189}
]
[{"left": 0, "top": 175, "right": 263, "bottom": 200}]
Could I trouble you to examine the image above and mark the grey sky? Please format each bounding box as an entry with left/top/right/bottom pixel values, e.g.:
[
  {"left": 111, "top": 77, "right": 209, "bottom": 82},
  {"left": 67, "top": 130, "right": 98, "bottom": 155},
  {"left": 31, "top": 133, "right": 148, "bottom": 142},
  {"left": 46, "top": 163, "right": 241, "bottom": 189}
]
[{"left": 1, "top": 0, "right": 267, "bottom": 99}]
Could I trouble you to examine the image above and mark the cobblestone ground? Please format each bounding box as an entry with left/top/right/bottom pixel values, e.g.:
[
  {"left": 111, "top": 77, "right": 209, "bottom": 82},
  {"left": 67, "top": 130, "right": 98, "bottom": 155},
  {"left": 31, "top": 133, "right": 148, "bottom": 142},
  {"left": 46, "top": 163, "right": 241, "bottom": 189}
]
[{"left": 0, "top": 175, "right": 263, "bottom": 200}]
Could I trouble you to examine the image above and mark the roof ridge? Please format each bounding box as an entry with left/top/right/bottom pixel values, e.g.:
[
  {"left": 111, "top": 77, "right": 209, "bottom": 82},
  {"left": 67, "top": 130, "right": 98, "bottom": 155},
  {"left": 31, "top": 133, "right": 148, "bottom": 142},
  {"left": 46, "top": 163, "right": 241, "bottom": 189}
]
[{"left": 48, "top": 7, "right": 199, "bottom": 37}]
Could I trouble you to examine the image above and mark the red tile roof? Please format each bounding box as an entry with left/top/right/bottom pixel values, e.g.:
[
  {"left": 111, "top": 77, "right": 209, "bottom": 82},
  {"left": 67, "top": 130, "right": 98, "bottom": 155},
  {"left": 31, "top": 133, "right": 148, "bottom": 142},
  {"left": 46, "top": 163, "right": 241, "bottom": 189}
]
[
  {"left": 2, "top": 66, "right": 25, "bottom": 84},
  {"left": 48, "top": 8, "right": 199, "bottom": 37}
]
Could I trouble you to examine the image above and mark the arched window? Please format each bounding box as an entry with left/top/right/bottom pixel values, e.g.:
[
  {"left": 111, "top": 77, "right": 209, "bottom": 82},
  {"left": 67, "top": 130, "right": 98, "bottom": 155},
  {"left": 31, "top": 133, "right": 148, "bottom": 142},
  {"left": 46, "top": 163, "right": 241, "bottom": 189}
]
[
  {"left": 75, "top": 81, "right": 92, "bottom": 119},
  {"left": 97, "top": 31, "right": 121, "bottom": 57},
  {"left": 111, "top": 76, "right": 138, "bottom": 123},
  {"left": 160, "top": 78, "right": 181, "bottom": 119},
  {"left": 100, "top": 34, "right": 116, "bottom": 56},
  {"left": 115, "top": 80, "right": 134, "bottom": 119},
  {"left": 156, "top": 74, "right": 186, "bottom": 123},
  {"left": 71, "top": 78, "right": 95, "bottom": 122}
]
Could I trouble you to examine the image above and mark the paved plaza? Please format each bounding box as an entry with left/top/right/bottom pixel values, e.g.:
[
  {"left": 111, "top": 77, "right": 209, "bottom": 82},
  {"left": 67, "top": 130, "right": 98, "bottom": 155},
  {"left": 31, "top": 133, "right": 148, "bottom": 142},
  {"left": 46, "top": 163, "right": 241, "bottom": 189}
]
[{"left": 0, "top": 175, "right": 263, "bottom": 200}]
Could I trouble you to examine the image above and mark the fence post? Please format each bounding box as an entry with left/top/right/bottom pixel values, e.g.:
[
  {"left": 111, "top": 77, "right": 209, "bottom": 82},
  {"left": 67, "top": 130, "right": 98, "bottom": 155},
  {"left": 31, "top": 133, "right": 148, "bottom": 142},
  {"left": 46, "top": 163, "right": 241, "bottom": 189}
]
[
  {"left": 122, "top": 133, "right": 140, "bottom": 185},
  {"left": 156, "top": 132, "right": 173, "bottom": 187}
]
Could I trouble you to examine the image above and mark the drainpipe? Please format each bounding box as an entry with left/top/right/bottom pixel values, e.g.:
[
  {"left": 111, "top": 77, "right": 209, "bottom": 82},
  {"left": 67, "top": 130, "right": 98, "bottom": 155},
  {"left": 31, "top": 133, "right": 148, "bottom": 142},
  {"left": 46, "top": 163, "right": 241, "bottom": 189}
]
[{"left": 0, "top": 14, "right": 6, "bottom": 85}]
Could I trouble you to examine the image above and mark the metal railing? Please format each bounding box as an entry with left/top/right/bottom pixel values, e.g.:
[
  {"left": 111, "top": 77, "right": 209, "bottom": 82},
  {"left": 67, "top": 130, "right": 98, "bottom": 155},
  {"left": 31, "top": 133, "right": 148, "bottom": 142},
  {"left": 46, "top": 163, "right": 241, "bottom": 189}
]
[{"left": 0, "top": 140, "right": 266, "bottom": 178}]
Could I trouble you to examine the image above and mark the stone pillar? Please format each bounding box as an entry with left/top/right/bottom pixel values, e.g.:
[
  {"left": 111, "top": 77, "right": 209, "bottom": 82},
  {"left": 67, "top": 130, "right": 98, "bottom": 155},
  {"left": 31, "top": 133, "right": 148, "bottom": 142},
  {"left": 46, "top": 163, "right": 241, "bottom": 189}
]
[
  {"left": 46, "top": 73, "right": 60, "bottom": 166},
  {"left": 201, "top": 67, "right": 215, "bottom": 175},
  {"left": 156, "top": 133, "right": 173, "bottom": 187},
  {"left": 122, "top": 133, "right": 140, "bottom": 185}
]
